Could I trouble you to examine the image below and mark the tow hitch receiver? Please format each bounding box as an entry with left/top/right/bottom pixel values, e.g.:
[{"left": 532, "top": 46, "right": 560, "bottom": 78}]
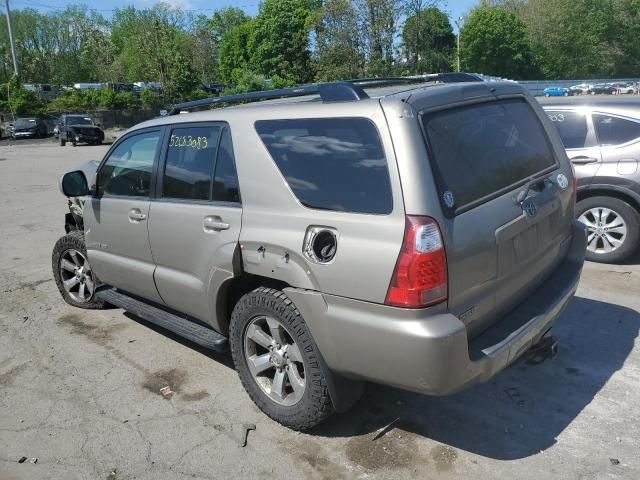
[{"left": 524, "top": 334, "right": 558, "bottom": 366}]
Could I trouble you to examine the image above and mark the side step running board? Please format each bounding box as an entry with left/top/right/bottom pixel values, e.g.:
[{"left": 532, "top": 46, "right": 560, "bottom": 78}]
[{"left": 97, "top": 288, "right": 228, "bottom": 352}]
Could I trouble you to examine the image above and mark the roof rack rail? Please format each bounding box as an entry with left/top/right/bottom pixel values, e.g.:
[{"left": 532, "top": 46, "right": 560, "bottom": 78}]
[
  {"left": 168, "top": 81, "right": 369, "bottom": 115},
  {"left": 348, "top": 72, "right": 482, "bottom": 88},
  {"left": 167, "top": 72, "right": 482, "bottom": 115}
]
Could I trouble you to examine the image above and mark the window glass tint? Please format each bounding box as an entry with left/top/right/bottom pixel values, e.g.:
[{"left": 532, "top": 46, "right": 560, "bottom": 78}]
[
  {"left": 422, "top": 99, "right": 556, "bottom": 211},
  {"left": 546, "top": 110, "right": 591, "bottom": 149},
  {"left": 98, "top": 131, "right": 160, "bottom": 197},
  {"left": 593, "top": 114, "right": 640, "bottom": 146},
  {"left": 163, "top": 126, "right": 221, "bottom": 200},
  {"left": 212, "top": 129, "right": 240, "bottom": 203},
  {"left": 255, "top": 118, "right": 392, "bottom": 214}
]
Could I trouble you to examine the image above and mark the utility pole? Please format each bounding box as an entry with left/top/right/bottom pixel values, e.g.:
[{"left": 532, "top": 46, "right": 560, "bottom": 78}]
[
  {"left": 455, "top": 17, "right": 463, "bottom": 73},
  {"left": 4, "top": 0, "right": 19, "bottom": 77}
]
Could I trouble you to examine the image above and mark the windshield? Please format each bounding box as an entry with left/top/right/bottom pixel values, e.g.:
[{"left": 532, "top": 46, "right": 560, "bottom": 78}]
[
  {"left": 67, "top": 116, "right": 94, "bottom": 126},
  {"left": 15, "top": 118, "right": 37, "bottom": 128}
]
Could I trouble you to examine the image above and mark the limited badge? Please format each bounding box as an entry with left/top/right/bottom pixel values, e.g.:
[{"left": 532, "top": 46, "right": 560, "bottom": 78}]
[
  {"left": 557, "top": 173, "right": 569, "bottom": 190},
  {"left": 443, "top": 190, "right": 455, "bottom": 208}
]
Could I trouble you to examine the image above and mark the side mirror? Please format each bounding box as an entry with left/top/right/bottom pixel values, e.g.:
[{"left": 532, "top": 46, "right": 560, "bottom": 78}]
[{"left": 60, "top": 170, "right": 89, "bottom": 197}]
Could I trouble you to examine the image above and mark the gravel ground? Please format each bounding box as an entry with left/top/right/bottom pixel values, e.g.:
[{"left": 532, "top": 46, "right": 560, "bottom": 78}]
[{"left": 1, "top": 138, "right": 639, "bottom": 480}]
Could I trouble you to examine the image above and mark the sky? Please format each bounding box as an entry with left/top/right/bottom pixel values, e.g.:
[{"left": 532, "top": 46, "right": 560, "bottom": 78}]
[{"left": 8, "top": 0, "right": 478, "bottom": 31}]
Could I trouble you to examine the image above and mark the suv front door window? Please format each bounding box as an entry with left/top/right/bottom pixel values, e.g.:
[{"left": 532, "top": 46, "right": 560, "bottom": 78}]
[{"left": 83, "top": 129, "right": 163, "bottom": 302}]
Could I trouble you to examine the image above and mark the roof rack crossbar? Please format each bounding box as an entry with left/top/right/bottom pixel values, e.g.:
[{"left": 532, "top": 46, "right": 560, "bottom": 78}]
[{"left": 168, "top": 81, "right": 369, "bottom": 115}]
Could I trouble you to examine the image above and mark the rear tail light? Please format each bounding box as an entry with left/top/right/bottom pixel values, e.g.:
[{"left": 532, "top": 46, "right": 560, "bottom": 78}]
[{"left": 385, "top": 216, "right": 448, "bottom": 308}]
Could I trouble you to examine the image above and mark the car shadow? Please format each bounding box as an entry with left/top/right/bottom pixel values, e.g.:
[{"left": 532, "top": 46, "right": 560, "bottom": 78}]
[
  {"left": 310, "top": 296, "right": 639, "bottom": 460},
  {"left": 121, "top": 311, "right": 235, "bottom": 370}
]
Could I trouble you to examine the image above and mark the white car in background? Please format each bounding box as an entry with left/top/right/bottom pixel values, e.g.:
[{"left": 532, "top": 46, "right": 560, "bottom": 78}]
[
  {"left": 570, "top": 84, "right": 592, "bottom": 95},
  {"left": 612, "top": 83, "right": 636, "bottom": 94}
]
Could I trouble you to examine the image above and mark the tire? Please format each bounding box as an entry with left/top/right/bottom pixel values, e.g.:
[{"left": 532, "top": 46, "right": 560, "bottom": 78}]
[
  {"left": 229, "top": 287, "right": 333, "bottom": 430},
  {"left": 545, "top": 93, "right": 550, "bottom": 97},
  {"left": 72, "top": 141, "right": 77, "bottom": 147},
  {"left": 60, "top": 137, "right": 66, "bottom": 146},
  {"left": 576, "top": 196, "right": 640, "bottom": 263},
  {"left": 563, "top": 91, "right": 569, "bottom": 96},
  {"left": 52, "top": 231, "right": 106, "bottom": 309}
]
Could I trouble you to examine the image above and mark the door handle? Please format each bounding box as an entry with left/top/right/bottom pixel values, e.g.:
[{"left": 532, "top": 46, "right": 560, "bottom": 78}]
[
  {"left": 128, "top": 209, "right": 147, "bottom": 222},
  {"left": 570, "top": 156, "right": 598, "bottom": 165},
  {"left": 203, "top": 216, "right": 230, "bottom": 231}
]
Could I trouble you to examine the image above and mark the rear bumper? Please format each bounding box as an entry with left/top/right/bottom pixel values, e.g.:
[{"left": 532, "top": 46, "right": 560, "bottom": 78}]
[{"left": 286, "top": 221, "right": 587, "bottom": 396}]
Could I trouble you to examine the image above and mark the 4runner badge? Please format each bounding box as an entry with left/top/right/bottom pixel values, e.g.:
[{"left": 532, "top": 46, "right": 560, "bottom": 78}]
[
  {"left": 556, "top": 173, "right": 569, "bottom": 190},
  {"left": 443, "top": 191, "right": 455, "bottom": 208}
]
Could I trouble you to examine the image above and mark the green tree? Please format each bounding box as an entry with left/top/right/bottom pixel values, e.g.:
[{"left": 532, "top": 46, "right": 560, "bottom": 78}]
[
  {"left": 402, "top": 6, "right": 455, "bottom": 73},
  {"left": 249, "top": 0, "right": 316, "bottom": 83},
  {"left": 356, "top": 0, "right": 399, "bottom": 75},
  {"left": 460, "top": 6, "right": 537, "bottom": 79},
  {"left": 218, "top": 20, "right": 255, "bottom": 85},
  {"left": 497, "top": 0, "right": 624, "bottom": 78},
  {"left": 315, "top": 0, "right": 364, "bottom": 80}
]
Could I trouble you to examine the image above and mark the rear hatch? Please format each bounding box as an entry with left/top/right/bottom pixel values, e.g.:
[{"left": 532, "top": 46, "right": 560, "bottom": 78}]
[{"left": 417, "top": 94, "right": 574, "bottom": 337}]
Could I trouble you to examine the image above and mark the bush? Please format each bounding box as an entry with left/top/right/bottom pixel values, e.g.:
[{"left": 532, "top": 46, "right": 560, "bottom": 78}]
[
  {"left": 140, "top": 87, "right": 160, "bottom": 109},
  {"left": 0, "top": 78, "right": 45, "bottom": 116}
]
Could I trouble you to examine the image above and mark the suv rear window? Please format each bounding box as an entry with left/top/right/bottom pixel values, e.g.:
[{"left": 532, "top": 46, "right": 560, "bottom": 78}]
[
  {"left": 422, "top": 99, "right": 557, "bottom": 213},
  {"left": 255, "top": 118, "right": 392, "bottom": 214}
]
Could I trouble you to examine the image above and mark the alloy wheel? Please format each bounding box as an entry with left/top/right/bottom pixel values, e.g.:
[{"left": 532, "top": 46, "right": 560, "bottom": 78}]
[
  {"left": 59, "top": 248, "right": 95, "bottom": 302},
  {"left": 579, "top": 207, "right": 628, "bottom": 255},
  {"left": 243, "top": 315, "right": 306, "bottom": 406}
]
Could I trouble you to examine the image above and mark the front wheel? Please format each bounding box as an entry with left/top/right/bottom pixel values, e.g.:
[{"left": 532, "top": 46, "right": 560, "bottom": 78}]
[
  {"left": 229, "top": 287, "right": 334, "bottom": 430},
  {"left": 60, "top": 136, "right": 66, "bottom": 146},
  {"left": 52, "top": 231, "right": 106, "bottom": 309},
  {"left": 577, "top": 196, "right": 640, "bottom": 263}
]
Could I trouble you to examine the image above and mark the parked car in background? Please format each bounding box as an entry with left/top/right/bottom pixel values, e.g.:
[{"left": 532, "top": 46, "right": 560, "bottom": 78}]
[
  {"left": 612, "top": 83, "right": 636, "bottom": 95},
  {"left": 570, "top": 84, "right": 592, "bottom": 95},
  {"left": 543, "top": 87, "right": 573, "bottom": 97},
  {"left": 55, "top": 114, "right": 105, "bottom": 146},
  {"left": 9, "top": 118, "right": 48, "bottom": 139},
  {"left": 541, "top": 96, "right": 640, "bottom": 262},
  {"left": 73, "top": 83, "right": 106, "bottom": 91},
  {"left": 588, "top": 84, "right": 617, "bottom": 95},
  {"left": 53, "top": 78, "right": 585, "bottom": 430}
]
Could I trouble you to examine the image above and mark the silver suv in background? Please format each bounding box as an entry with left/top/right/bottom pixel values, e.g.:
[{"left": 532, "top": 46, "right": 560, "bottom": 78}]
[
  {"left": 541, "top": 97, "right": 640, "bottom": 262},
  {"left": 53, "top": 78, "right": 586, "bottom": 430}
]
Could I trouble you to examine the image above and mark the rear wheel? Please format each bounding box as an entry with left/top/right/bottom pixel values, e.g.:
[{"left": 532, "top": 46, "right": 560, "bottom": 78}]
[
  {"left": 229, "top": 287, "right": 333, "bottom": 430},
  {"left": 52, "top": 231, "right": 105, "bottom": 309},
  {"left": 60, "top": 136, "right": 66, "bottom": 146},
  {"left": 577, "top": 196, "right": 640, "bottom": 263}
]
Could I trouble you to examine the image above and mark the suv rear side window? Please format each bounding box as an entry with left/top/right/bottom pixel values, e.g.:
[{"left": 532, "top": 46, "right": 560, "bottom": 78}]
[
  {"left": 163, "top": 125, "right": 221, "bottom": 200},
  {"left": 546, "top": 110, "right": 592, "bottom": 149},
  {"left": 255, "top": 118, "right": 392, "bottom": 214},
  {"left": 422, "top": 99, "right": 556, "bottom": 213},
  {"left": 593, "top": 114, "right": 640, "bottom": 146}
]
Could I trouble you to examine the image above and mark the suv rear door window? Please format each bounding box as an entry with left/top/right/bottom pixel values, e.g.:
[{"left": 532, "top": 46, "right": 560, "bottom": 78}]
[
  {"left": 546, "top": 110, "right": 592, "bottom": 149},
  {"left": 255, "top": 118, "right": 392, "bottom": 214},
  {"left": 593, "top": 114, "right": 640, "bottom": 146},
  {"left": 163, "top": 125, "right": 221, "bottom": 200},
  {"left": 422, "top": 99, "right": 557, "bottom": 212}
]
